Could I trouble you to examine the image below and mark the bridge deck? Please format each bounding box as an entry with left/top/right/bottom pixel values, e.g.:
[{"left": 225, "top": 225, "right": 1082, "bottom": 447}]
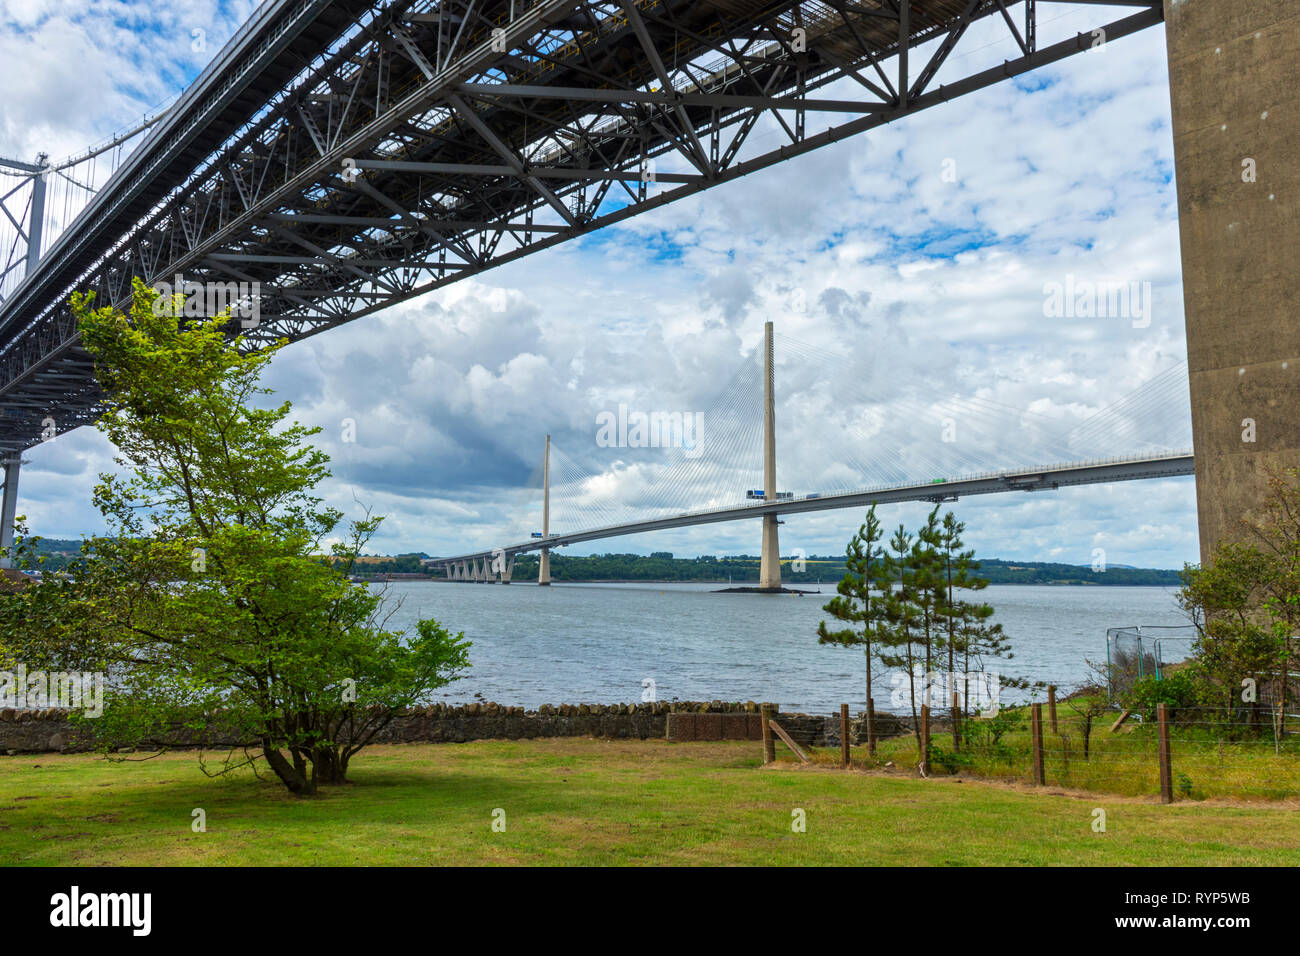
[{"left": 431, "top": 451, "right": 1194, "bottom": 565}]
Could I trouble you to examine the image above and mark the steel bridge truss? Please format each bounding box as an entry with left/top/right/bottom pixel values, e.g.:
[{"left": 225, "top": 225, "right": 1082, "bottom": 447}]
[{"left": 0, "top": 0, "right": 1163, "bottom": 452}]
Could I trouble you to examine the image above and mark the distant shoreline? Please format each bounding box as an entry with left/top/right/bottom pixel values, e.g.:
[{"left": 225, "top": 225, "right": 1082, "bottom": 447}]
[{"left": 364, "top": 576, "right": 1178, "bottom": 588}]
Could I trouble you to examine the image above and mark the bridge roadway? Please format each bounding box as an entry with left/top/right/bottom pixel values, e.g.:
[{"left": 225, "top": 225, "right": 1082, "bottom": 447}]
[{"left": 430, "top": 450, "right": 1194, "bottom": 570}]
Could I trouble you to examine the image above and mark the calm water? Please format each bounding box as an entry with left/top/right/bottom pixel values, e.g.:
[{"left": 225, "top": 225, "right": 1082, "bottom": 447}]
[{"left": 376, "top": 581, "right": 1188, "bottom": 715}]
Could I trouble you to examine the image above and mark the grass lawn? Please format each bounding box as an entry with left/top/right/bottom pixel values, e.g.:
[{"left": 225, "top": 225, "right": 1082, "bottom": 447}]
[{"left": 2, "top": 738, "right": 1298, "bottom": 866}]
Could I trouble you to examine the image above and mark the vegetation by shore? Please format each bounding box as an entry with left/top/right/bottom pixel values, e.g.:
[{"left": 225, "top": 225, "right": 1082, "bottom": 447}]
[
  {"left": 317, "top": 552, "right": 1181, "bottom": 586},
  {"left": 2, "top": 739, "right": 1297, "bottom": 866},
  {"left": 24, "top": 545, "right": 1183, "bottom": 585},
  {"left": 511, "top": 554, "right": 1182, "bottom": 586}
]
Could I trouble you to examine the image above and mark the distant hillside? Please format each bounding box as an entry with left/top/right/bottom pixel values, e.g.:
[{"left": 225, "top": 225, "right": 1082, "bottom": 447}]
[
  {"left": 25, "top": 537, "right": 1182, "bottom": 586},
  {"left": 474, "top": 553, "right": 1183, "bottom": 586}
]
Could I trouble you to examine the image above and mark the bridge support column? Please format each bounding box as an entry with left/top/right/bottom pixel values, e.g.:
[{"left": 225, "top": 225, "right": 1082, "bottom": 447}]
[
  {"left": 502, "top": 555, "right": 514, "bottom": 583},
  {"left": 539, "top": 433, "right": 552, "bottom": 586},
  {"left": 0, "top": 456, "right": 19, "bottom": 570},
  {"left": 758, "top": 321, "right": 782, "bottom": 591},
  {"left": 1165, "top": 0, "right": 1300, "bottom": 557}
]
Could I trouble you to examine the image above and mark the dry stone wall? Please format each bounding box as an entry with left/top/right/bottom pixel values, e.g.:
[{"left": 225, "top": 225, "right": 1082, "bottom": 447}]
[{"left": 1, "top": 700, "right": 773, "bottom": 754}]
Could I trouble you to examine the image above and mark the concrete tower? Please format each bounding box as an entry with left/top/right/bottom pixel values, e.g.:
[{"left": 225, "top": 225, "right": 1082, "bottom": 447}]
[
  {"left": 1165, "top": 0, "right": 1300, "bottom": 557},
  {"left": 758, "top": 321, "right": 782, "bottom": 591},
  {"left": 538, "top": 433, "right": 551, "bottom": 585}
]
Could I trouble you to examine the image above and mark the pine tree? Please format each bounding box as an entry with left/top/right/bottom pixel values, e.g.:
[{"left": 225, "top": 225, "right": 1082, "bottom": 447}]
[
  {"left": 935, "top": 511, "right": 986, "bottom": 749},
  {"left": 816, "top": 504, "right": 885, "bottom": 753},
  {"left": 878, "top": 523, "right": 923, "bottom": 754},
  {"left": 912, "top": 505, "right": 946, "bottom": 715}
]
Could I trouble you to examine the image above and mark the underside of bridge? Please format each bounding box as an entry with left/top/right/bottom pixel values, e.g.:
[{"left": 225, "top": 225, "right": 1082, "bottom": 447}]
[
  {"left": 0, "top": 0, "right": 1291, "bottom": 566},
  {"left": 0, "top": 0, "right": 1165, "bottom": 454},
  {"left": 1164, "top": 0, "right": 1300, "bottom": 559}
]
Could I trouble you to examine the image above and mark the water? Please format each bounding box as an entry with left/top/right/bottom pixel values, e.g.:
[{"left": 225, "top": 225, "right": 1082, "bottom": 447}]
[{"left": 376, "top": 581, "right": 1189, "bottom": 715}]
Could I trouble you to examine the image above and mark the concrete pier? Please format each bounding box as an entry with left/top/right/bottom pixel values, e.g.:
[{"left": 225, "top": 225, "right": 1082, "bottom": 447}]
[
  {"left": 1165, "top": 0, "right": 1300, "bottom": 556},
  {"left": 0, "top": 457, "right": 18, "bottom": 570},
  {"left": 539, "top": 433, "right": 551, "bottom": 585},
  {"left": 758, "top": 321, "right": 782, "bottom": 591}
]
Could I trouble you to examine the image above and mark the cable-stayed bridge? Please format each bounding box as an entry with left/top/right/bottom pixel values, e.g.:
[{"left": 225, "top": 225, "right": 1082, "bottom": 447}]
[{"left": 430, "top": 323, "right": 1194, "bottom": 586}]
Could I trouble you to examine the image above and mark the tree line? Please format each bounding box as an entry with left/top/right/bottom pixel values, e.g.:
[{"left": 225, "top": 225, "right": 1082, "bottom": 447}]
[{"left": 491, "top": 553, "right": 1181, "bottom": 585}]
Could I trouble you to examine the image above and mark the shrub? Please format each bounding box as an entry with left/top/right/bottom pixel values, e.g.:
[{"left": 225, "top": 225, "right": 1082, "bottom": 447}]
[{"left": 1125, "top": 672, "right": 1199, "bottom": 719}]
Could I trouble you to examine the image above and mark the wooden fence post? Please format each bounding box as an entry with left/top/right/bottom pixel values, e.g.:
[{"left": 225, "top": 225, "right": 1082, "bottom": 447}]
[
  {"left": 920, "top": 703, "right": 930, "bottom": 776},
  {"left": 951, "top": 688, "right": 961, "bottom": 753},
  {"left": 866, "top": 697, "right": 877, "bottom": 757},
  {"left": 761, "top": 703, "right": 776, "bottom": 765},
  {"left": 840, "top": 703, "right": 850, "bottom": 768},
  {"left": 1048, "top": 685, "right": 1058, "bottom": 735},
  {"left": 1031, "top": 703, "right": 1045, "bottom": 786},
  {"left": 1157, "top": 702, "right": 1173, "bottom": 804}
]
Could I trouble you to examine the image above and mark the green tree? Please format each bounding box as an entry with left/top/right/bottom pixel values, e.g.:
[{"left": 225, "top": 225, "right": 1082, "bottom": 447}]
[
  {"left": 911, "top": 505, "right": 946, "bottom": 717},
  {"left": 1178, "top": 469, "right": 1298, "bottom": 738},
  {"left": 878, "top": 523, "right": 924, "bottom": 755},
  {"left": 0, "top": 280, "right": 470, "bottom": 795},
  {"left": 934, "top": 510, "right": 987, "bottom": 749},
  {"left": 1178, "top": 469, "right": 1300, "bottom": 738},
  {"left": 816, "top": 504, "right": 885, "bottom": 753}
]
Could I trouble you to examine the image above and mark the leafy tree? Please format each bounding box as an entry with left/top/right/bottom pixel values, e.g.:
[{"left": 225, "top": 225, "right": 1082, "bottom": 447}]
[
  {"left": 0, "top": 280, "right": 470, "bottom": 795},
  {"left": 816, "top": 504, "right": 885, "bottom": 753},
  {"left": 1178, "top": 469, "right": 1299, "bottom": 732}
]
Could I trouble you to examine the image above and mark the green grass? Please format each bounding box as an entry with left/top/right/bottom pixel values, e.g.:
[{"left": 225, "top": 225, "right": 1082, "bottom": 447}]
[
  {"left": 2, "top": 738, "right": 1300, "bottom": 865},
  {"left": 852, "top": 702, "right": 1300, "bottom": 801}
]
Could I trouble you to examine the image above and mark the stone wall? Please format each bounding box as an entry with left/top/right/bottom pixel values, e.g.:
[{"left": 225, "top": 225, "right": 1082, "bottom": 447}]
[
  {"left": 1, "top": 700, "right": 775, "bottom": 754},
  {"left": 0, "top": 700, "right": 921, "bottom": 754}
]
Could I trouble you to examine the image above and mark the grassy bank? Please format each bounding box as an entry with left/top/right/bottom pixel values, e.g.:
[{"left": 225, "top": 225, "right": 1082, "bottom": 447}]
[
  {"left": 840, "top": 701, "right": 1300, "bottom": 801},
  {"left": 2, "top": 739, "right": 1298, "bottom": 866}
]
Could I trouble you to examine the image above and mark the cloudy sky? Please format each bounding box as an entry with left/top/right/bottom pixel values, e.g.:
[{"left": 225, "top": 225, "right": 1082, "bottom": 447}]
[{"left": 1, "top": 0, "right": 1199, "bottom": 569}]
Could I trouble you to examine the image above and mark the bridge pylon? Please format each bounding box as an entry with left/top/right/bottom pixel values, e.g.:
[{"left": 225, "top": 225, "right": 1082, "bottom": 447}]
[
  {"left": 758, "top": 321, "right": 782, "bottom": 591},
  {"left": 538, "top": 433, "right": 551, "bottom": 586},
  {"left": 0, "top": 456, "right": 20, "bottom": 570}
]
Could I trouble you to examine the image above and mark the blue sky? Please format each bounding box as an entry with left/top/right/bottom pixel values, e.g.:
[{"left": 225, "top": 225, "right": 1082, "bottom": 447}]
[{"left": 0, "top": 1, "right": 1199, "bottom": 569}]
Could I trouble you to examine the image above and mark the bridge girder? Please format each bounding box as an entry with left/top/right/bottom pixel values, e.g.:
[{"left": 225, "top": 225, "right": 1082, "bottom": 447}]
[{"left": 0, "top": 0, "right": 1163, "bottom": 452}]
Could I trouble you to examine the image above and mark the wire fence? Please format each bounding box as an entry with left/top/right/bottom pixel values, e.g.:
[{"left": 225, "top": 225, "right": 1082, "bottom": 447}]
[
  {"left": 1105, "top": 625, "right": 1197, "bottom": 699},
  {"left": 763, "top": 701, "right": 1300, "bottom": 802}
]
